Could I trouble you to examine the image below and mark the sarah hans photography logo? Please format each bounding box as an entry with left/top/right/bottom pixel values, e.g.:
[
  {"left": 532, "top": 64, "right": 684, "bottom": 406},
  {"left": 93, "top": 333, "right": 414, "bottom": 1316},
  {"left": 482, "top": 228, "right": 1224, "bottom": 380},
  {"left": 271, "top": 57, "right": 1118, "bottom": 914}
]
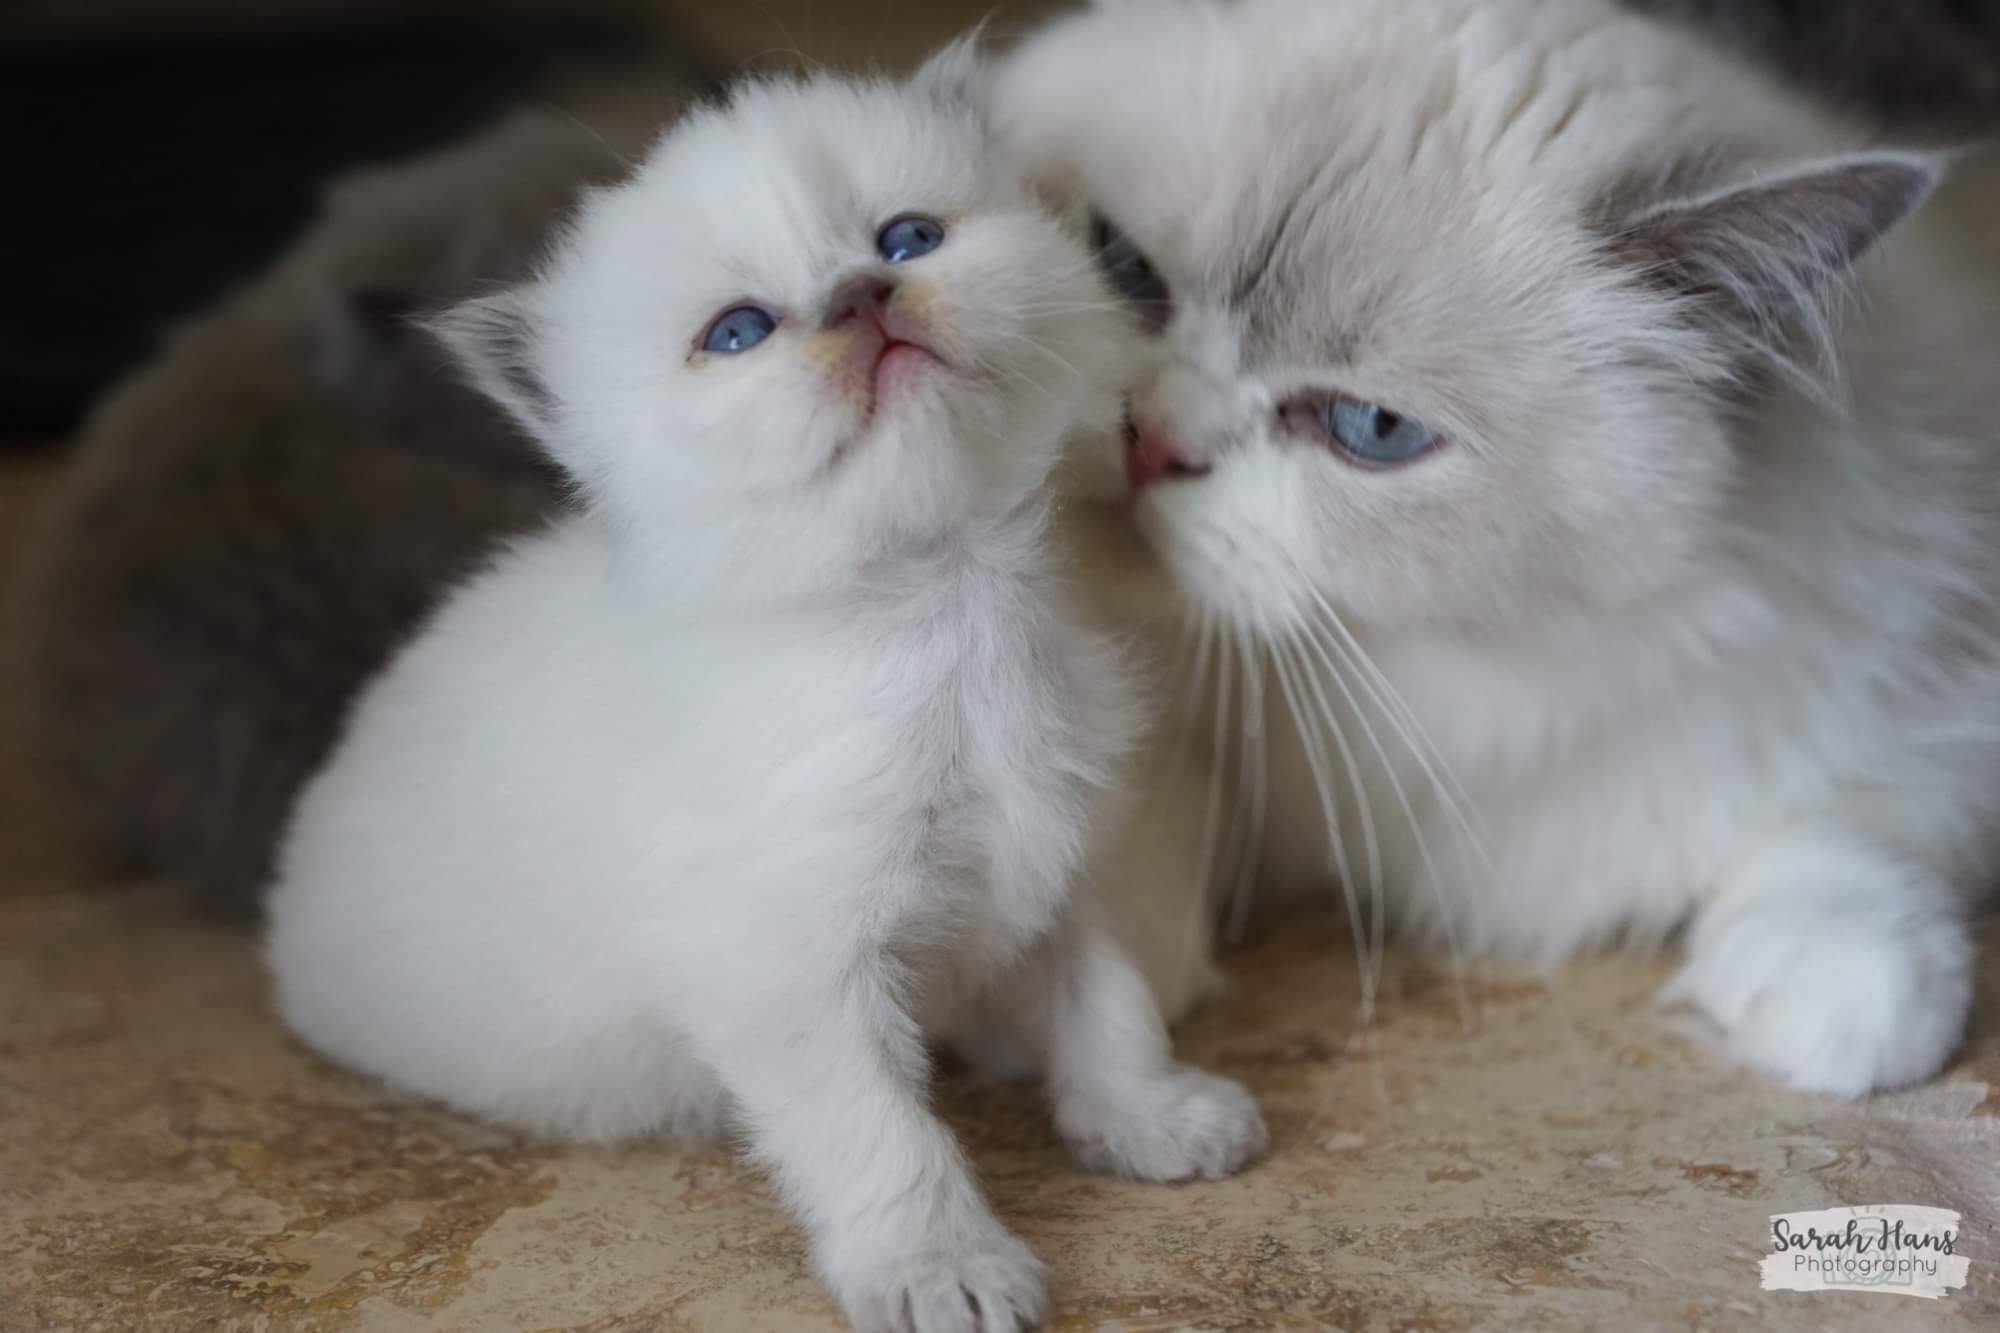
[{"left": 1761, "top": 1204, "right": 1970, "bottom": 1299}]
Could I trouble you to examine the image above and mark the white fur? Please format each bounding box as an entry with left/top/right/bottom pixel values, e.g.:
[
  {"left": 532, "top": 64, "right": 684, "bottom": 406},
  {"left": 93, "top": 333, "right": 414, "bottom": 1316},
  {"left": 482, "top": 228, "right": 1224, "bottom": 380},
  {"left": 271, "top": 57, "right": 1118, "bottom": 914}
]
[
  {"left": 1000, "top": 0, "right": 2000, "bottom": 1096},
  {"left": 266, "top": 57, "right": 1264, "bottom": 1333}
]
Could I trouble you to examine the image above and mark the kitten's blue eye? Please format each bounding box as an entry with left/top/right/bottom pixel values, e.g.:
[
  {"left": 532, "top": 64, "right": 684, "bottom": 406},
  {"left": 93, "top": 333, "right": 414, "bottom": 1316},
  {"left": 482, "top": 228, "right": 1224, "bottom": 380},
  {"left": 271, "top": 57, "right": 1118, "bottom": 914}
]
[
  {"left": 878, "top": 216, "right": 945, "bottom": 263},
  {"left": 1091, "top": 212, "right": 1171, "bottom": 327},
  {"left": 700, "top": 305, "right": 778, "bottom": 354},
  {"left": 1284, "top": 395, "right": 1441, "bottom": 467}
]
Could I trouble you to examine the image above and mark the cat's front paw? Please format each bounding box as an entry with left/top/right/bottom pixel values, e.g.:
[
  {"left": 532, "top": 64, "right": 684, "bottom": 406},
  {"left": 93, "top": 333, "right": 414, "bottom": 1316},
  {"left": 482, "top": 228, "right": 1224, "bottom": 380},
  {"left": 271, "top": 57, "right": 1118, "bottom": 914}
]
[
  {"left": 831, "top": 1231, "right": 1049, "bottom": 1333},
  {"left": 1057, "top": 1065, "right": 1267, "bottom": 1182},
  {"left": 1664, "top": 885, "right": 1973, "bottom": 1098}
]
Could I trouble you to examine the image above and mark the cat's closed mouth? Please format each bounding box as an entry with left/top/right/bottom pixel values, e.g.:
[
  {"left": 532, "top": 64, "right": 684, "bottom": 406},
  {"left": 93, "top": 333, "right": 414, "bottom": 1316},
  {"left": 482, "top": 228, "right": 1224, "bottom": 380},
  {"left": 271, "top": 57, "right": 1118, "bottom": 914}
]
[
  {"left": 854, "top": 321, "right": 947, "bottom": 418},
  {"left": 876, "top": 337, "right": 942, "bottom": 384}
]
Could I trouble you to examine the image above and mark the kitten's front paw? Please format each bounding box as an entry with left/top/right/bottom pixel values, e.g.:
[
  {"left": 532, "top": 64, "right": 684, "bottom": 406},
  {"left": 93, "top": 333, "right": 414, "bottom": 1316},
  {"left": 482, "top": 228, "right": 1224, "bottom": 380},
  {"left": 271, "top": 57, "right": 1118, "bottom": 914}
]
[
  {"left": 1664, "top": 889, "right": 1973, "bottom": 1098},
  {"left": 833, "top": 1232, "right": 1048, "bottom": 1333},
  {"left": 1058, "top": 1066, "right": 1267, "bottom": 1183}
]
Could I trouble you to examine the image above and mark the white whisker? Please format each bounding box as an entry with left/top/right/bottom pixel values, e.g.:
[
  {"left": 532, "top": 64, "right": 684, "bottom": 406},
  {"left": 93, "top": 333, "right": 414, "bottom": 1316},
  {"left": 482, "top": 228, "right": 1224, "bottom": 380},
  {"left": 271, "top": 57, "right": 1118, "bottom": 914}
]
[
  {"left": 1192, "top": 619, "right": 1236, "bottom": 927},
  {"left": 1223, "top": 626, "right": 1269, "bottom": 942},
  {"left": 1290, "top": 616, "right": 1475, "bottom": 1035},
  {"left": 1298, "top": 579, "right": 1490, "bottom": 846},
  {"left": 1270, "top": 633, "right": 1379, "bottom": 1021},
  {"left": 1295, "top": 607, "right": 1597, "bottom": 1110}
]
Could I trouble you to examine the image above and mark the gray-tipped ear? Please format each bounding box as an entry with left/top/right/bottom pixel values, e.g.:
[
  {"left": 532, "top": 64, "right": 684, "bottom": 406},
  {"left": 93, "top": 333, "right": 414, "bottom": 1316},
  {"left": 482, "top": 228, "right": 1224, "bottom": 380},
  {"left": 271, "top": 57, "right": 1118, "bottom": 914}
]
[
  {"left": 426, "top": 288, "right": 557, "bottom": 440},
  {"left": 1613, "top": 153, "right": 1939, "bottom": 357},
  {"left": 912, "top": 32, "right": 991, "bottom": 121}
]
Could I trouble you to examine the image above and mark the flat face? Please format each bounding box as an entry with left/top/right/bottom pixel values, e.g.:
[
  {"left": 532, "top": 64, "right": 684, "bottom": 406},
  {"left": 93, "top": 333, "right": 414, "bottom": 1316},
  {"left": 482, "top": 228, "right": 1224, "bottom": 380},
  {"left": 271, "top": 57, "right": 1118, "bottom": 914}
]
[{"left": 991, "top": 0, "right": 1813, "bottom": 635}]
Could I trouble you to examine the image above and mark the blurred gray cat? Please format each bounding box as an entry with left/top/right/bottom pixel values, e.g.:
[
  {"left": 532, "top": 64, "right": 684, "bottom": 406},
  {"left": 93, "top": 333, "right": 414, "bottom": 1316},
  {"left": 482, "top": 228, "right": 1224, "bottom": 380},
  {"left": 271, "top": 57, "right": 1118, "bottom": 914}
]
[
  {"left": 7, "top": 99, "right": 677, "bottom": 917},
  {"left": 1634, "top": 0, "right": 2000, "bottom": 136}
]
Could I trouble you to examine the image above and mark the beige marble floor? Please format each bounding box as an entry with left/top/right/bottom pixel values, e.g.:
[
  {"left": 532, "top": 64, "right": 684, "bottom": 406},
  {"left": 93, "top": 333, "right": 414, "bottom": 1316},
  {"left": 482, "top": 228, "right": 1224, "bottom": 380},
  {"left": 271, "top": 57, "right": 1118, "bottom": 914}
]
[
  {"left": 5, "top": 1, "right": 2000, "bottom": 1327},
  {"left": 3, "top": 821, "right": 1996, "bottom": 1329}
]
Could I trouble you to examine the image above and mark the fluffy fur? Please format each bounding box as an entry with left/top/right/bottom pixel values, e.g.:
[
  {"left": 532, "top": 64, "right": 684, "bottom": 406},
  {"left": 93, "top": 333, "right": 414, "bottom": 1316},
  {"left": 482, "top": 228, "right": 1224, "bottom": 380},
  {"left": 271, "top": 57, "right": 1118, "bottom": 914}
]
[
  {"left": 265, "top": 54, "right": 1264, "bottom": 1333},
  {"left": 997, "top": 0, "right": 2000, "bottom": 1097}
]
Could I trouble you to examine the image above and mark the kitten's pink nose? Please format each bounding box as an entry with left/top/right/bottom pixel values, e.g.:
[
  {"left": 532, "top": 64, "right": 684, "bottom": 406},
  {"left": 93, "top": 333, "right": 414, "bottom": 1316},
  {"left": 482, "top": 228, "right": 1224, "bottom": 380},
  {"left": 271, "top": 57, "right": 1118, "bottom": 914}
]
[
  {"left": 823, "top": 274, "right": 897, "bottom": 329},
  {"left": 1126, "top": 415, "right": 1210, "bottom": 490}
]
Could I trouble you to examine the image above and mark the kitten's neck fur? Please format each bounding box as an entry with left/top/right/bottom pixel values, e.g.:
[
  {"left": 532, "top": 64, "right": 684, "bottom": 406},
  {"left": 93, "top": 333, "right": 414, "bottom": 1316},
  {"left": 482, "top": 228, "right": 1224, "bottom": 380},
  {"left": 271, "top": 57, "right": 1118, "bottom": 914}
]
[{"left": 601, "top": 490, "right": 1065, "bottom": 622}]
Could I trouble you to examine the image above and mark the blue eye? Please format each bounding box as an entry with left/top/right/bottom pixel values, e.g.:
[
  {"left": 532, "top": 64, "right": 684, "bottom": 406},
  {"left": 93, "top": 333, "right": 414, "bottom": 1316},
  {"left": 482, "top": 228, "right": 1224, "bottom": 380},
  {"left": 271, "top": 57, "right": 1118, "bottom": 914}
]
[
  {"left": 1285, "top": 395, "right": 1441, "bottom": 466},
  {"left": 877, "top": 215, "right": 945, "bottom": 263},
  {"left": 700, "top": 305, "right": 777, "bottom": 354}
]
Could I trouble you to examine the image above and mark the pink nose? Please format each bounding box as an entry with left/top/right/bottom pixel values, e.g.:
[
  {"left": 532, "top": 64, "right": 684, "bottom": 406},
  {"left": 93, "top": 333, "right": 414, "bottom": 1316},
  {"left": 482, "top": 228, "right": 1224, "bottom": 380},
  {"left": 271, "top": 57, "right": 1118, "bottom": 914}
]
[
  {"left": 823, "top": 274, "right": 897, "bottom": 329},
  {"left": 1126, "top": 416, "right": 1210, "bottom": 491}
]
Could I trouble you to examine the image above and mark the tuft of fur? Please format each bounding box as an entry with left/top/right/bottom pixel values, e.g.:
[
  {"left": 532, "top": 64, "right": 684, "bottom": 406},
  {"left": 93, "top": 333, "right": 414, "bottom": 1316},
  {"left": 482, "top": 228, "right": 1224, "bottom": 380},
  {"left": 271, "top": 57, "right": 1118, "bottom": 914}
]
[
  {"left": 5, "top": 102, "right": 669, "bottom": 917},
  {"left": 265, "top": 55, "right": 1264, "bottom": 1333},
  {"left": 999, "top": 0, "right": 2000, "bottom": 1097}
]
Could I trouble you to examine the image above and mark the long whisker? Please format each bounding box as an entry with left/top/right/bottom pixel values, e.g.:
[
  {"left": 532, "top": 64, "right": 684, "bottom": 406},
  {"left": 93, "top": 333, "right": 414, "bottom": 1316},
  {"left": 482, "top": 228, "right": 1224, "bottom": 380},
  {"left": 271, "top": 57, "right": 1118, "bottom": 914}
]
[
  {"left": 1299, "top": 580, "right": 1491, "bottom": 846},
  {"left": 1165, "top": 609, "right": 1223, "bottom": 998},
  {"left": 1280, "top": 629, "right": 1385, "bottom": 954},
  {"left": 1191, "top": 618, "right": 1236, "bottom": 931},
  {"left": 1296, "top": 609, "right": 1598, "bottom": 1110},
  {"left": 1268, "top": 629, "right": 1399, "bottom": 1141},
  {"left": 1270, "top": 632, "right": 1377, "bottom": 1021},
  {"left": 1216, "top": 632, "right": 1250, "bottom": 941},
  {"left": 1291, "top": 616, "right": 1475, "bottom": 1035},
  {"left": 1223, "top": 626, "right": 1269, "bottom": 943}
]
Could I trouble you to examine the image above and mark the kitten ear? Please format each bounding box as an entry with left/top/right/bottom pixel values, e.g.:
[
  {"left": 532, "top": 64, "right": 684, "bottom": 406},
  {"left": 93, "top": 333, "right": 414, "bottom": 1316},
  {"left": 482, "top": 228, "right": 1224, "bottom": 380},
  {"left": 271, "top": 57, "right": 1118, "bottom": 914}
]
[
  {"left": 912, "top": 32, "right": 990, "bottom": 120},
  {"left": 426, "top": 288, "right": 558, "bottom": 439},
  {"left": 1613, "top": 152, "right": 1938, "bottom": 361}
]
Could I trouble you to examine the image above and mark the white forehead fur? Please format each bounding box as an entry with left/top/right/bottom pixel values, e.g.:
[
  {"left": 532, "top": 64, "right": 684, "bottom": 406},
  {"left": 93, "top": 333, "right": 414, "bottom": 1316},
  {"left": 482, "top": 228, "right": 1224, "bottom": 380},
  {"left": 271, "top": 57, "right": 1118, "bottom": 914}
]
[{"left": 994, "top": 0, "right": 1886, "bottom": 632}]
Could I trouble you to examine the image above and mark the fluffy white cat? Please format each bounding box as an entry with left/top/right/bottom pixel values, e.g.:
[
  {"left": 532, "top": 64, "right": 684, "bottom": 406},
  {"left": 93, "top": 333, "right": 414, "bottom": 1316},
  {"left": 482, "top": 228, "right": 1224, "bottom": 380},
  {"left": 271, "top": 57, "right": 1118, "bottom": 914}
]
[
  {"left": 1000, "top": 0, "right": 2000, "bottom": 1097},
  {"left": 265, "top": 51, "right": 1265, "bottom": 1333}
]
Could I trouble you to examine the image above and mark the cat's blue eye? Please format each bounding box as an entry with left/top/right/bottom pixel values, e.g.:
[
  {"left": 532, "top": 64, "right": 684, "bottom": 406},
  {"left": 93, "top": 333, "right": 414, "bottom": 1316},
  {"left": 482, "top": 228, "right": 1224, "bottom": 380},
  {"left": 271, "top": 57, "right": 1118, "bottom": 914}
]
[
  {"left": 1284, "top": 395, "right": 1441, "bottom": 467},
  {"left": 700, "top": 305, "right": 778, "bottom": 354},
  {"left": 878, "top": 216, "right": 945, "bottom": 263},
  {"left": 1091, "top": 213, "right": 1171, "bottom": 327}
]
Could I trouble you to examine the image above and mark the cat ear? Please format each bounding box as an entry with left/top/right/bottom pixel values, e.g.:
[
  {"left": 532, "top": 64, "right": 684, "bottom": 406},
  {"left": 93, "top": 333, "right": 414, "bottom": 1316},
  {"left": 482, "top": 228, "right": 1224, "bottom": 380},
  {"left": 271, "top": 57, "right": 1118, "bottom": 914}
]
[
  {"left": 912, "top": 32, "right": 990, "bottom": 121},
  {"left": 427, "top": 288, "right": 558, "bottom": 439},
  {"left": 1613, "top": 153, "right": 1938, "bottom": 361}
]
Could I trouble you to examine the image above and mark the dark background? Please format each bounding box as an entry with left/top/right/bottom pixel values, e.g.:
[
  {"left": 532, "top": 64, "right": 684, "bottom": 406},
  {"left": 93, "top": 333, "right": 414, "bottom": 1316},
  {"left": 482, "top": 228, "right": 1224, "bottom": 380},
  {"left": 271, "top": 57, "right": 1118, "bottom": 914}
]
[{"left": 0, "top": 0, "right": 1064, "bottom": 438}]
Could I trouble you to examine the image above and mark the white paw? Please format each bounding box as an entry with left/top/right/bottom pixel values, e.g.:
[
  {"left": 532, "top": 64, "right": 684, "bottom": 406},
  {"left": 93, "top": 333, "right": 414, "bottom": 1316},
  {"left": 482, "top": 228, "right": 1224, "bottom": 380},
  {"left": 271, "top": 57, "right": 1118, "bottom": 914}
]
[
  {"left": 1663, "top": 893, "right": 1973, "bottom": 1098},
  {"left": 832, "top": 1232, "right": 1048, "bottom": 1333},
  {"left": 1057, "top": 1065, "right": 1267, "bottom": 1182}
]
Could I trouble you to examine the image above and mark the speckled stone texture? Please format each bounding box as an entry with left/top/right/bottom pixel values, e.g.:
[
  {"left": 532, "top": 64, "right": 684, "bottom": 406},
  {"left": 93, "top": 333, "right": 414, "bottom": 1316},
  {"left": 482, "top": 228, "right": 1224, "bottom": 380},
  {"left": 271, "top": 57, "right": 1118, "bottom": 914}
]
[{"left": 2, "top": 494, "right": 1996, "bottom": 1332}]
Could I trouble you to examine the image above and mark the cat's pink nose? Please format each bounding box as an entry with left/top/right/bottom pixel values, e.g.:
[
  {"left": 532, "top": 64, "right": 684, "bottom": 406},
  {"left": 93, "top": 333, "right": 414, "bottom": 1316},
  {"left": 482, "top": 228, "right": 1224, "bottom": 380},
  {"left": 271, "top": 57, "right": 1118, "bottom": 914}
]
[
  {"left": 1126, "top": 416, "right": 1210, "bottom": 490},
  {"left": 823, "top": 274, "right": 897, "bottom": 329}
]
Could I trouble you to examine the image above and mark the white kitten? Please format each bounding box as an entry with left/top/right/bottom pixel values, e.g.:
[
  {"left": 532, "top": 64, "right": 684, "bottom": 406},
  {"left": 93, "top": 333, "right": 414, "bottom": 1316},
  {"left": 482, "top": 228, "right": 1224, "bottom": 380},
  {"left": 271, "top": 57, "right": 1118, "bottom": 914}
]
[
  {"left": 999, "top": 0, "right": 1999, "bottom": 1097},
  {"left": 265, "top": 50, "right": 1265, "bottom": 1333}
]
